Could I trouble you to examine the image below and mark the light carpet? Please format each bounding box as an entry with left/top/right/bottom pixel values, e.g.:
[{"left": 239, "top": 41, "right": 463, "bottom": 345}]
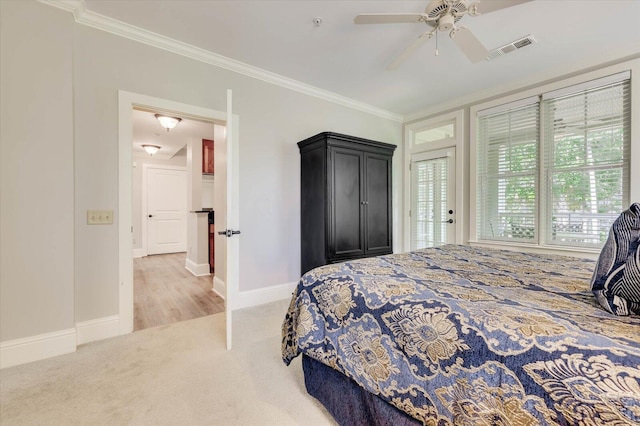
[{"left": 0, "top": 300, "right": 335, "bottom": 425}]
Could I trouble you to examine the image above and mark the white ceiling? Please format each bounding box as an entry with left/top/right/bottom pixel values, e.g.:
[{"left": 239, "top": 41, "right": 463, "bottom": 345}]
[
  {"left": 132, "top": 109, "right": 214, "bottom": 159},
  {"left": 86, "top": 0, "right": 640, "bottom": 118}
]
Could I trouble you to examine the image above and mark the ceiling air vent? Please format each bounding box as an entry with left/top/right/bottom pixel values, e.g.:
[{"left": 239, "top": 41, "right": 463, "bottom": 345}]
[{"left": 486, "top": 35, "right": 536, "bottom": 61}]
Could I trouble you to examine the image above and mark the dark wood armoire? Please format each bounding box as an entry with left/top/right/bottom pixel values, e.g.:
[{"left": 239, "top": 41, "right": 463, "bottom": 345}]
[{"left": 298, "top": 132, "right": 396, "bottom": 275}]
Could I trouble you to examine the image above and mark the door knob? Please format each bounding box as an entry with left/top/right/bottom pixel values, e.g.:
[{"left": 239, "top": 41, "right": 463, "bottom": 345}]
[
  {"left": 448, "top": 210, "right": 454, "bottom": 215},
  {"left": 218, "top": 229, "right": 241, "bottom": 238},
  {"left": 148, "top": 214, "right": 154, "bottom": 218}
]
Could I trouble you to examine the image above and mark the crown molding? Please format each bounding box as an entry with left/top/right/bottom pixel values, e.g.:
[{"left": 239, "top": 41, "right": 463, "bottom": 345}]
[
  {"left": 404, "top": 52, "right": 640, "bottom": 123},
  {"left": 38, "top": 0, "right": 403, "bottom": 123}
]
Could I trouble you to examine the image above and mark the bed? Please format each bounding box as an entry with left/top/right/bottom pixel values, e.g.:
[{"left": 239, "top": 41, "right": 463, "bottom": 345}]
[{"left": 281, "top": 244, "right": 640, "bottom": 425}]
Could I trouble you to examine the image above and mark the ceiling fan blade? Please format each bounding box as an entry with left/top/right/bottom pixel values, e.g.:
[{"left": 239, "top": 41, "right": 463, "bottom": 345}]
[
  {"left": 450, "top": 26, "right": 489, "bottom": 63},
  {"left": 354, "top": 13, "right": 428, "bottom": 24},
  {"left": 474, "top": 0, "right": 533, "bottom": 15},
  {"left": 387, "top": 32, "right": 432, "bottom": 70}
]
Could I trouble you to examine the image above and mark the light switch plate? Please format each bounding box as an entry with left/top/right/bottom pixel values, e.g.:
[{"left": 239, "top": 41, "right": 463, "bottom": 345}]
[{"left": 87, "top": 210, "right": 113, "bottom": 225}]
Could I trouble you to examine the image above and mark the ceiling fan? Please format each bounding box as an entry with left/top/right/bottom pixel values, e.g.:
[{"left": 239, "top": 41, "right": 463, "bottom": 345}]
[{"left": 354, "top": 0, "right": 532, "bottom": 69}]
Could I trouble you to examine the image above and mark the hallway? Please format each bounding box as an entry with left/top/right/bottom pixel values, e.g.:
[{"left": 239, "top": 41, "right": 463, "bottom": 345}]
[{"left": 133, "top": 253, "right": 224, "bottom": 331}]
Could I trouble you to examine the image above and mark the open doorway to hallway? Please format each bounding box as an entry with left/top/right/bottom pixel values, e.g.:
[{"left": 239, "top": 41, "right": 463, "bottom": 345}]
[
  {"left": 133, "top": 252, "right": 223, "bottom": 330},
  {"left": 131, "top": 108, "right": 222, "bottom": 331}
]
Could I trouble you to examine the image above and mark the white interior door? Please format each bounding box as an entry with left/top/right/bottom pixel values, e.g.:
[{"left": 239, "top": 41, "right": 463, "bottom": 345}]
[
  {"left": 410, "top": 148, "right": 456, "bottom": 249},
  {"left": 147, "top": 166, "right": 187, "bottom": 255},
  {"left": 223, "top": 89, "right": 239, "bottom": 351}
]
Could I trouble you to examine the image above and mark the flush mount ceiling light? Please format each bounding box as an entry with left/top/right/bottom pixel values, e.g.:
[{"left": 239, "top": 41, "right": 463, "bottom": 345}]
[
  {"left": 142, "top": 144, "right": 161, "bottom": 155},
  {"left": 154, "top": 114, "right": 182, "bottom": 132}
]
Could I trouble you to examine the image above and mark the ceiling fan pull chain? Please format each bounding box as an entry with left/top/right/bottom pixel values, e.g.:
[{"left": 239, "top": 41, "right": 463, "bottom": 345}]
[{"left": 435, "top": 29, "right": 439, "bottom": 56}]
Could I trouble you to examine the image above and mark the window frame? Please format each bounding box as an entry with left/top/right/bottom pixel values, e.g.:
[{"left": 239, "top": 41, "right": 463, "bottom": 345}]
[
  {"left": 404, "top": 110, "right": 464, "bottom": 252},
  {"left": 469, "top": 60, "right": 639, "bottom": 256}
]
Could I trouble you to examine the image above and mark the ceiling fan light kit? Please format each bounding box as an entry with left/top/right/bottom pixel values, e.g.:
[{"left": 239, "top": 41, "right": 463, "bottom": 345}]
[
  {"left": 354, "top": 0, "right": 533, "bottom": 68},
  {"left": 437, "top": 13, "right": 455, "bottom": 32}
]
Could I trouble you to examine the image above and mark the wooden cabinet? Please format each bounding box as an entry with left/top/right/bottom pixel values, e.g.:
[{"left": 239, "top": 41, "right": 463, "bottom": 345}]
[
  {"left": 299, "top": 132, "right": 396, "bottom": 275},
  {"left": 202, "top": 139, "right": 214, "bottom": 174}
]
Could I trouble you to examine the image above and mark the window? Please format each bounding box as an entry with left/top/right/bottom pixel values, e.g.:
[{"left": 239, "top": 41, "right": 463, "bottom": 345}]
[
  {"left": 476, "top": 72, "right": 630, "bottom": 249},
  {"left": 415, "top": 122, "right": 455, "bottom": 145}
]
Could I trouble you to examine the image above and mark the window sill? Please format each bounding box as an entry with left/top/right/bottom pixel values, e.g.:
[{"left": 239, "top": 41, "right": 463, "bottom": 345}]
[{"left": 467, "top": 240, "right": 600, "bottom": 260}]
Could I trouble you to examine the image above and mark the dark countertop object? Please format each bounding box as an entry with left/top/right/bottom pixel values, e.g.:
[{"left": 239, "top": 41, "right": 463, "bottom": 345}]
[{"left": 191, "top": 210, "right": 214, "bottom": 224}]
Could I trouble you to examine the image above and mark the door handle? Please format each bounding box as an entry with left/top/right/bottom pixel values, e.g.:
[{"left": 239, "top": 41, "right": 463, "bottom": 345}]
[
  {"left": 441, "top": 219, "right": 454, "bottom": 224},
  {"left": 218, "top": 229, "right": 241, "bottom": 238},
  {"left": 148, "top": 215, "right": 154, "bottom": 218}
]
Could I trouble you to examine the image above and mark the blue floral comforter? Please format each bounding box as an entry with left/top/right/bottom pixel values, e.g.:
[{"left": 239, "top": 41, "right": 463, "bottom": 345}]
[{"left": 282, "top": 245, "right": 640, "bottom": 425}]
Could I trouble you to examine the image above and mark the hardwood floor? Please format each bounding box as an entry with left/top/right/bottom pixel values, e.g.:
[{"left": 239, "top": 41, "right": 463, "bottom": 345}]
[{"left": 133, "top": 252, "right": 224, "bottom": 331}]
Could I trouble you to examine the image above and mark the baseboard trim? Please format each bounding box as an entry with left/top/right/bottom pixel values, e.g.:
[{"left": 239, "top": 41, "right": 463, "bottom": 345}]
[
  {"left": 234, "top": 281, "right": 298, "bottom": 310},
  {"left": 133, "top": 248, "right": 145, "bottom": 258},
  {"left": 213, "top": 276, "right": 226, "bottom": 300},
  {"left": 0, "top": 328, "right": 76, "bottom": 369},
  {"left": 185, "top": 258, "right": 211, "bottom": 277},
  {"left": 76, "top": 315, "right": 120, "bottom": 345}
]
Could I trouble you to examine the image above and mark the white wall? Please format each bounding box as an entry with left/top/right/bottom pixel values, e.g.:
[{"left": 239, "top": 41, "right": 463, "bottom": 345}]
[
  {"left": 202, "top": 176, "right": 215, "bottom": 209},
  {"left": 0, "top": 2, "right": 75, "bottom": 345},
  {"left": 0, "top": 0, "right": 403, "bottom": 355},
  {"left": 72, "top": 17, "right": 402, "bottom": 320}
]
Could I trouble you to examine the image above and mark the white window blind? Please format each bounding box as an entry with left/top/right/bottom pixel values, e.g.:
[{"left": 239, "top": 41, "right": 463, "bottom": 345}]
[
  {"left": 542, "top": 77, "right": 630, "bottom": 248},
  {"left": 476, "top": 72, "right": 631, "bottom": 248},
  {"left": 477, "top": 101, "right": 539, "bottom": 242}
]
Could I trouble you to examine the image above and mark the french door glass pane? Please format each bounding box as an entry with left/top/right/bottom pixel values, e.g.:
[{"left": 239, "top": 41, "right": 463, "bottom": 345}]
[{"left": 412, "top": 157, "right": 447, "bottom": 249}]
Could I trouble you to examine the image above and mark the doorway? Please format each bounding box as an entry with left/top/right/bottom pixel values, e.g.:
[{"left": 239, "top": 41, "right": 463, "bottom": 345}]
[
  {"left": 410, "top": 148, "right": 456, "bottom": 249},
  {"left": 131, "top": 112, "right": 219, "bottom": 331},
  {"left": 118, "top": 91, "right": 236, "bottom": 337},
  {"left": 404, "top": 110, "right": 465, "bottom": 251}
]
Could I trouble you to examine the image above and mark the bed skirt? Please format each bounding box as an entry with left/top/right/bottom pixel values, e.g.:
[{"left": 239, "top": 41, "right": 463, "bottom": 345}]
[{"left": 302, "top": 355, "right": 421, "bottom": 426}]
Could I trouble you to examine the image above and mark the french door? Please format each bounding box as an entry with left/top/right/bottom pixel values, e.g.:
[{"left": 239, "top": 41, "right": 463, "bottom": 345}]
[{"left": 410, "top": 147, "right": 456, "bottom": 249}]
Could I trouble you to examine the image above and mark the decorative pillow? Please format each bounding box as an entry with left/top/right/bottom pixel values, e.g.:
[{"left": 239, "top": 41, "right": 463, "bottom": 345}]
[{"left": 591, "top": 202, "right": 640, "bottom": 315}]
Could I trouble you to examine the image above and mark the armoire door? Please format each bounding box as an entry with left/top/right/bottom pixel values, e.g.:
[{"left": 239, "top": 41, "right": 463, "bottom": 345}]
[
  {"left": 364, "top": 153, "right": 392, "bottom": 254},
  {"left": 330, "top": 147, "right": 365, "bottom": 260}
]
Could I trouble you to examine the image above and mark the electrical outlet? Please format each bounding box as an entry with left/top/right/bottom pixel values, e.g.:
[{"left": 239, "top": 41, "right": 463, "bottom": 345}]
[{"left": 87, "top": 210, "right": 114, "bottom": 225}]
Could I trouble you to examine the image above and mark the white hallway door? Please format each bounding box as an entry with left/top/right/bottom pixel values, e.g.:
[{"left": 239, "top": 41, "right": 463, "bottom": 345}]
[{"left": 146, "top": 166, "right": 187, "bottom": 255}]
